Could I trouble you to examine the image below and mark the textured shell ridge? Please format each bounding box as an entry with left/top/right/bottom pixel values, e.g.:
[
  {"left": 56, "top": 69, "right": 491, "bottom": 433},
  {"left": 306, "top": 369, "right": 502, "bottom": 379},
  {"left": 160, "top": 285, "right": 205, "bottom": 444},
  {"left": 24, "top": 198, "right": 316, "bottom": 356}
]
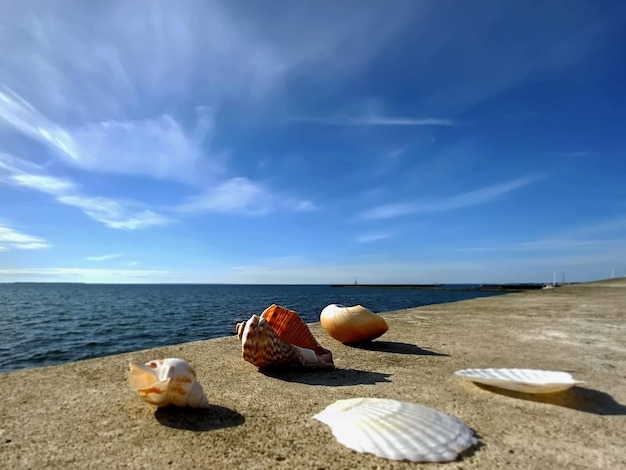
[
  {"left": 261, "top": 304, "right": 329, "bottom": 356},
  {"left": 239, "top": 314, "right": 302, "bottom": 368},
  {"left": 236, "top": 305, "right": 334, "bottom": 369},
  {"left": 313, "top": 398, "right": 476, "bottom": 463}
]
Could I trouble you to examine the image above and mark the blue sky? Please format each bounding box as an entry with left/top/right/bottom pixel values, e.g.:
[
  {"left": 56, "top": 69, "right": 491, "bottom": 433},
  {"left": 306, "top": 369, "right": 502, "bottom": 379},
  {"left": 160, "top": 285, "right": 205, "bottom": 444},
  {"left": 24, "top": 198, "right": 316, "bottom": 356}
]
[{"left": 1, "top": 0, "right": 625, "bottom": 284}]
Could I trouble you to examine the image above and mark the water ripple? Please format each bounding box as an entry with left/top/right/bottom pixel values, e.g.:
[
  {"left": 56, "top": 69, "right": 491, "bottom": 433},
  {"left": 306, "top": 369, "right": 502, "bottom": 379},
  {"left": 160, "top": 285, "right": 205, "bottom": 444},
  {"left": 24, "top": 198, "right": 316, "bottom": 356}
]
[{"left": 0, "top": 283, "right": 504, "bottom": 372}]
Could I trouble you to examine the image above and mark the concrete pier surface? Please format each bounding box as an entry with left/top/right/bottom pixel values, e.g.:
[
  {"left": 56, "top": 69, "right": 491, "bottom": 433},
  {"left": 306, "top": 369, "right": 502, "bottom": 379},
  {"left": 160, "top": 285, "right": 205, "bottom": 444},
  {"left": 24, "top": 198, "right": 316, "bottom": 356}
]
[{"left": 1, "top": 279, "right": 625, "bottom": 469}]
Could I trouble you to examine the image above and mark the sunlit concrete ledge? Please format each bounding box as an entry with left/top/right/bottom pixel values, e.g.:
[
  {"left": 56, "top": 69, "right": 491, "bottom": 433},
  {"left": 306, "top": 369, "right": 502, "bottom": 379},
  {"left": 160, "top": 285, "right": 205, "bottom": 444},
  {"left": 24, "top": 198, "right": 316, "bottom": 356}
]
[{"left": 1, "top": 279, "right": 625, "bottom": 469}]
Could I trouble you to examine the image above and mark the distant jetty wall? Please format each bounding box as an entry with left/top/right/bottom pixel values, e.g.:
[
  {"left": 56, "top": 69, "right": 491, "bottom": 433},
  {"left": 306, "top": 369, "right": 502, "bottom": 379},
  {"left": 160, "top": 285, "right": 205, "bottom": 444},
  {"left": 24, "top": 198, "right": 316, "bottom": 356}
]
[{"left": 331, "top": 283, "right": 550, "bottom": 291}]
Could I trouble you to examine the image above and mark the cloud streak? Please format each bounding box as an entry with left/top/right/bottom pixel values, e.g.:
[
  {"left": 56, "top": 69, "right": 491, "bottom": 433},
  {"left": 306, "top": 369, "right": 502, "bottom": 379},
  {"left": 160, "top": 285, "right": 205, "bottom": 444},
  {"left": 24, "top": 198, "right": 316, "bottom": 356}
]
[
  {"left": 359, "top": 177, "right": 536, "bottom": 220},
  {"left": 0, "top": 154, "right": 172, "bottom": 230},
  {"left": 357, "top": 232, "right": 393, "bottom": 243},
  {"left": 0, "top": 87, "right": 315, "bottom": 220},
  {"left": 0, "top": 153, "right": 314, "bottom": 226},
  {"left": 0, "top": 222, "right": 49, "bottom": 251},
  {"left": 456, "top": 239, "right": 618, "bottom": 253},
  {"left": 86, "top": 253, "right": 122, "bottom": 261},
  {"left": 456, "top": 216, "right": 626, "bottom": 254},
  {"left": 293, "top": 115, "right": 456, "bottom": 126},
  {"left": 0, "top": 88, "right": 216, "bottom": 185},
  {"left": 0, "top": 267, "right": 176, "bottom": 283},
  {"left": 178, "top": 177, "right": 316, "bottom": 216}
]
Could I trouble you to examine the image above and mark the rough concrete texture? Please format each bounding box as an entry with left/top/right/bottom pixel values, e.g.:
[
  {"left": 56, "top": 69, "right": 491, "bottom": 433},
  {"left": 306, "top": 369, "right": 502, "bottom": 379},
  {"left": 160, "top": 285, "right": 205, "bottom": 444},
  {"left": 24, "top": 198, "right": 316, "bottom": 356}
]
[{"left": 1, "top": 278, "right": 625, "bottom": 469}]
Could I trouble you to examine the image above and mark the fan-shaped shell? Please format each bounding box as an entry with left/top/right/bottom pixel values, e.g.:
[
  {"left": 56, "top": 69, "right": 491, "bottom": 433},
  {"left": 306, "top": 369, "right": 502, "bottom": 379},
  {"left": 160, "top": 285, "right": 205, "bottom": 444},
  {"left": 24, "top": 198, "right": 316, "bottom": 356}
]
[
  {"left": 320, "top": 304, "right": 388, "bottom": 343},
  {"left": 127, "top": 358, "right": 209, "bottom": 408},
  {"left": 455, "top": 368, "right": 583, "bottom": 394},
  {"left": 236, "top": 308, "right": 333, "bottom": 369},
  {"left": 313, "top": 398, "right": 477, "bottom": 462}
]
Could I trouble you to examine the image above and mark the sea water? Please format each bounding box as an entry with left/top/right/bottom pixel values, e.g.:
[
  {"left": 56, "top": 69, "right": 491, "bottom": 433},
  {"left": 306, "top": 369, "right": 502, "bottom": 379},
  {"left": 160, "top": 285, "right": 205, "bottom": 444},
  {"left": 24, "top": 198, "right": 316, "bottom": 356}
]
[{"left": 0, "top": 283, "right": 504, "bottom": 372}]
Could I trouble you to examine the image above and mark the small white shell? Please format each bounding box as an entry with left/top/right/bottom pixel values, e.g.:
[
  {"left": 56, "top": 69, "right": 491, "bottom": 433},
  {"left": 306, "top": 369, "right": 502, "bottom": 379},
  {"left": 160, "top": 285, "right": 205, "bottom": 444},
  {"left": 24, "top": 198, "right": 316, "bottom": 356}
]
[
  {"left": 313, "top": 398, "right": 477, "bottom": 462},
  {"left": 127, "top": 358, "right": 209, "bottom": 408},
  {"left": 455, "top": 368, "right": 583, "bottom": 394}
]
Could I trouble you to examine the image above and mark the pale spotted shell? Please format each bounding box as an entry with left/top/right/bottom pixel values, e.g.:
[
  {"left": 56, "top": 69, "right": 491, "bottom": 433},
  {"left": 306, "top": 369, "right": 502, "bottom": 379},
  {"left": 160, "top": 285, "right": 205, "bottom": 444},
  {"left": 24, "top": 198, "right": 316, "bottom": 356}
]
[{"left": 127, "top": 358, "right": 209, "bottom": 408}]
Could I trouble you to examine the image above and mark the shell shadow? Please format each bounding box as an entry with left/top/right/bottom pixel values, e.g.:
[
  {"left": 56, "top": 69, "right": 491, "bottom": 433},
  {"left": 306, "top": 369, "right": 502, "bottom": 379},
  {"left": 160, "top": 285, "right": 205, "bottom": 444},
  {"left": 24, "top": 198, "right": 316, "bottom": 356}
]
[
  {"left": 474, "top": 384, "right": 626, "bottom": 416},
  {"left": 459, "top": 429, "right": 485, "bottom": 461},
  {"left": 154, "top": 404, "right": 245, "bottom": 431},
  {"left": 346, "top": 340, "right": 449, "bottom": 357},
  {"left": 260, "top": 367, "right": 392, "bottom": 386}
]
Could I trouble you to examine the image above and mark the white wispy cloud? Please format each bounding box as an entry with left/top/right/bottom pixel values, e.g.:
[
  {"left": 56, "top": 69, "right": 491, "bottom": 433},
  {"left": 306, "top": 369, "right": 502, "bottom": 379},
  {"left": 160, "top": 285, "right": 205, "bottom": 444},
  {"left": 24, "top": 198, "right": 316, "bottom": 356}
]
[
  {"left": 0, "top": 222, "right": 49, "bottom": 251},
  {"left": 357, "top": 232, "right": 393, "bottom": 244},
  {"left": 0, "top": 3, "right": 288, "bottom": 119},
  {"left": 293, "top": 115, "right": 456, "bottom": 126},
  {"left": 385, "top": 148, "right": 407, "bottom": 159},
  {"left": 359, "top": 177, "right": 536, "bottom": 220},
  {"left": 67, "top": 114, "right": 217, "bottom": 183},
  {"left": 0, "top": 89, "right": 216, "bottom": 185},
  {"left": 456, "top": 216, "right": 626, "bottom": 254},
  {"left": 1, "top": 2, "right": 342, "bottom": 218},
  {"left": 1, "top": 151, "right": 311, "bottom": 225},
  {"left": 10, "top": 174, "right": 77, "bottom": 194},
  {"left": 0, "top": 267, "right": 176, "bottom": 283},
  {"left": 555, "top": 151, "right": 595, "bottom": 157},
  {"left": 359, "top": 203, "right": 416, "bottom": 221},
  {"left": 0, "top": 2, "right": 414, "bottom": 179},
  {"left": 0, "top": 154, "right": 172, "bottom": 230},
  {"left": 86, "top": 253, "right": 123, "bottom": 261},
  {"left": 0, "top": 81, "right": 315, "bottom": 220},
  {"left": 178, "top": 177, "right": 316, "bottom": 216},
  {"left": 456, "top": 239, "right": 618, "bottom": 253},
  {"left": 58, "top": 195, "right": 171, "bottom": 230},
  {"left": 0, "top": 87, "right": 75, "bottom": 153}
]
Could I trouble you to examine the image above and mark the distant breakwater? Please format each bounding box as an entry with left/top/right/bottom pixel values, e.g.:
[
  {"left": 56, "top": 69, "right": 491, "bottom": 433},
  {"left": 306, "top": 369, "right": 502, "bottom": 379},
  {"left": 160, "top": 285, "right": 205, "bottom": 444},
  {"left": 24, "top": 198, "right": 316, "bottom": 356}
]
[{"left": 331, "top": 283, "right": 550, "bottom": 292}]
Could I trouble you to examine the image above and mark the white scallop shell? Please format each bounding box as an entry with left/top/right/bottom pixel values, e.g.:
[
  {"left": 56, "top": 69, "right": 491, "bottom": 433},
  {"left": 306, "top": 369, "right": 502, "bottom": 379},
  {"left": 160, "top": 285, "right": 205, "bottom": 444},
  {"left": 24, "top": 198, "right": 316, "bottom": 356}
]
[
  {"left": 127, "top": 358, "right": 209, "bottom": 408},
  {"left": 455, "top": 368, "right": 583, "bottom": 394},
  {"left": 313, "top": 398, "right": 477, "bottom": 463}
]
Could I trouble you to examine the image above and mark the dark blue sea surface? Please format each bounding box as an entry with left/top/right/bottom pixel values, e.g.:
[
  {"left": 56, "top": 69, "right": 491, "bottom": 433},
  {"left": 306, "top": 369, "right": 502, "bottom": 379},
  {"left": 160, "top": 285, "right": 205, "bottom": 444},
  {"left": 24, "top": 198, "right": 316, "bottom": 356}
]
[{"left": 0, "top": 283, "right": 505, "bottom": 373}]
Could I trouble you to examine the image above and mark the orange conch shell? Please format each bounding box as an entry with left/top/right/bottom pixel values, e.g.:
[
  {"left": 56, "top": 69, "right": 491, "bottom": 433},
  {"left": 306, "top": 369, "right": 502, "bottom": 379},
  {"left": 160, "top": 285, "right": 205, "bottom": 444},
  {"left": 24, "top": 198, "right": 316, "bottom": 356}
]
[
  {"left": 235, "top": 304, "right": 333, "bottom": 369},
  {"left": 261, "top": 304, "right": 330, "bottom": 358},
  {"left": 320, "top": 304, "right": 388, "bottom": 343},
  {"left": 127, "top": 358, "right": 209, "bottom": 408}
]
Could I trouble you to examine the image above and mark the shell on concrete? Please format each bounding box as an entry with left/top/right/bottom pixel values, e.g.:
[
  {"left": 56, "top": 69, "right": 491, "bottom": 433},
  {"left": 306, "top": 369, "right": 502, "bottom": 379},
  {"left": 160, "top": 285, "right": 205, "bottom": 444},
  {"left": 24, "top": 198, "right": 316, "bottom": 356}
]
[
  {"left": 313, "top": 398, "right": 477, "bottom": 463},
  {"left": 320, "top": 304, "right": 388, "bottom": 343},
  {"left": 235, "top": 305, "right": 333, "bottom": 369},
  {"left": 455, "top": 368, "right": 583, "bottom": 394},
  {"left": 262, "top": 304, "right": 330, "bottom": 358},
  {"left": 127, "top": 358, "right": 209, "bottom": 408}
]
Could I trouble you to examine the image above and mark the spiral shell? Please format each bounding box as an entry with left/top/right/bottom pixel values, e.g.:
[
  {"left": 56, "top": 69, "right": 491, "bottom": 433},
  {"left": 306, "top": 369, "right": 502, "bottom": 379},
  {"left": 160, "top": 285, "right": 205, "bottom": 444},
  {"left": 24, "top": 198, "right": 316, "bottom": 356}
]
[
  {"left": 127, "top": 358, "right": 209, "bottom": 408},
  {"left": 236, "top": 304, "right": 333, "bottom": 369},
  {"left": 320, "top": 304, "right": 388, "bottom": 343}
]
